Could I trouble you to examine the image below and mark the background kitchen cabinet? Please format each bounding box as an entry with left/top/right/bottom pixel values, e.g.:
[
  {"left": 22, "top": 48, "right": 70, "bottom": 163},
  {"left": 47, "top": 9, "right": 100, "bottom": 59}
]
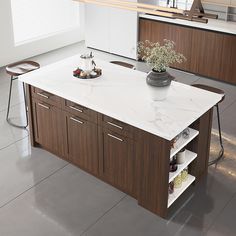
[
  {"left": 139, "top": 19, "right": 192, "bottom": 71},
  {"left": 190, "top": 29, "right": 224, "bottom": 79},
  {"left": 99, "top": 128, "right": 135, "bottom": 196},
  {"left": 65, "top": 112, "right": 99, "bottom": 175},
  {"left": 220, "top": 35, "right": 236, "bottom": 84},
  {"left": 85, "top": 2, "right": 138, "bottom": 59},
  {"left": 32, "top": 99, "right": 67, "bottom": 158}
]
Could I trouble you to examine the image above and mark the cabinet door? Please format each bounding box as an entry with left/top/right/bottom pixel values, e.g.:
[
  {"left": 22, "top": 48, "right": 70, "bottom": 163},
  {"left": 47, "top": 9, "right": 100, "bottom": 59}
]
[
  {"left": 139, "top": 19, "right": 192, "bottom": 71},
  {"left": 190, "top": 29, "right": 224, "bottom": 79},
  {"left": 85, "top": 4, "right": 109, "bottom": 51},
  {"left": 65, "top": 113, "right": 98, "bottom": 175},
  {"left": 32, "top": 99, "right": 66, "bottom": 158},
  {"left": 109, "top": 1, "right": 138, "bottom": 59},
  {"left": 220, "top": 35, "right": 236, "bottom": 84},
  {"left": 99, "top": 129, "right": 135, "bottom": 195}
]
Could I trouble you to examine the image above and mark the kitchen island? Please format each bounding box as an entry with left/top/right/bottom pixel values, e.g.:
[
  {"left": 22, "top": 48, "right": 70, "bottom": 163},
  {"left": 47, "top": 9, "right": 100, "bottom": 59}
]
[{"left": 19, "top": 55, "right": 222, "bottom": 218}]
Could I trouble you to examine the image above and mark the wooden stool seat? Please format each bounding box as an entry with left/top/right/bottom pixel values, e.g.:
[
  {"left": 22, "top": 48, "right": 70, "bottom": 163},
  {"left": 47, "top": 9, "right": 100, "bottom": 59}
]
[
  {"left": 110, "top": 61, "right": 135, "bottom": 70},
  {"left": 6, "top": 60, "right": 40, "bottom": 129},
  {"left": 6, "top": 61, "right": 40, "bottom": 77},
  {"left": 192, "top": 84, "right": 225, "bottom": 103}
]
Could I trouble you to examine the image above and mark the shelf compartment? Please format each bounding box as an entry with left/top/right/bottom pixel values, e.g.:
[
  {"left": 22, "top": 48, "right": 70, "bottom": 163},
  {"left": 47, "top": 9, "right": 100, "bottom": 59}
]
[
  {"left": 170, "top": 128, "right": 199, "bottom": 158},
  {"left": 169, "top": 150, "right": 197, "bottom": 183},
  {"left": 168, "top": 174, "right": 195, "bottom": 208}
]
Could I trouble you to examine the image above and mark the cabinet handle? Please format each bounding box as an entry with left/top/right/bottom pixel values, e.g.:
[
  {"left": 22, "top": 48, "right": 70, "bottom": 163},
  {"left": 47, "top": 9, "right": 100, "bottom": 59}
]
[
  {"left": 70, "top": 117, "right": 84, "bottom": 124},
  {"left": 108, "top": 133, "right": 123, "bottom": 142},
  {"left": 37, "top": 92, "right": 49, "bottom": 99},
  {"left": 69, "top": 105, "right": 83, "bottom": 113},
  {"left": 107, "top": 121, "right": 123, "bottom": 130},
  {"left": 38, "top": 103, "right": 50, "bottom": 110}
]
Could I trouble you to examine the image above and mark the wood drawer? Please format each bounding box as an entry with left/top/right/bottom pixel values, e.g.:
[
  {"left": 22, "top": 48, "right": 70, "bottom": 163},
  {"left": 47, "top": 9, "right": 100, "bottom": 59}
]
[
  {"left": 62, "top": 99, "right": 97, "bottom": 123},
  {"left": 31, "top": 86, "right": 62, "bottom": 107},
  {"left": 99, "top": 114, "right": 134, "bottom": 139}
]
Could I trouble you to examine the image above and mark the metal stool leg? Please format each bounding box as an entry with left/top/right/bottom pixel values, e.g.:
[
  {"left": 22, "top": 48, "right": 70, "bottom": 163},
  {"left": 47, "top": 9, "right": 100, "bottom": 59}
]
[
  {"left": 208, "top": 104, "right": 224, "bottom": 166},
  {"left": 6, "top": 77, "right": 28, "bottom": 129},
  {"left": 22, "top": 82, "right": 28, "bottom": 128},
  {"left": 6, "top": 76, "right": 14, "bottom": 122}
]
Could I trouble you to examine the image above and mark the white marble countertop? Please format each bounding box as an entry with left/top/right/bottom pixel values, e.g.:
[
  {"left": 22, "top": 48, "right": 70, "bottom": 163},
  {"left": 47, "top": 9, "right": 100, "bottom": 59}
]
[
  {"left": 19, "top": 55, "right": 222, "bottom": 140},
  {"left": 139, "top": 14, "right": 236, "bottom": 35}
]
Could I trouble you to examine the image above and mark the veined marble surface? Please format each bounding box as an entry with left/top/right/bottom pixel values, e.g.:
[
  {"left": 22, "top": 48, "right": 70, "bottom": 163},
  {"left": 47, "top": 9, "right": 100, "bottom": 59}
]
[
  {"left": 139, "top": 14, "right": 236, "bottom": 35},
  {"left": 19, "top": 55, "right": 222, "bottom": 140}
]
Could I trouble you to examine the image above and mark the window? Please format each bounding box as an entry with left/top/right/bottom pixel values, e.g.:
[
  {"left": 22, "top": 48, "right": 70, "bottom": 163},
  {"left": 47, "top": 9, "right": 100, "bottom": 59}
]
[{"left": 11, "top": 0, "right": 80, "bottom": 44}]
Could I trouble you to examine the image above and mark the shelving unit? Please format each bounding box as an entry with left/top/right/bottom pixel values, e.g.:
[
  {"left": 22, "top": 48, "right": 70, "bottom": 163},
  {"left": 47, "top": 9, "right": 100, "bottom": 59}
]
[
  {"left": 170, "top": 128, "right": 199, "bottom": 158},
  {"left": 168, "top": 174, "right": 196, "bottom": 208},
  {"left": 169, "top": 150, "right": 197, "bottom": 183}
]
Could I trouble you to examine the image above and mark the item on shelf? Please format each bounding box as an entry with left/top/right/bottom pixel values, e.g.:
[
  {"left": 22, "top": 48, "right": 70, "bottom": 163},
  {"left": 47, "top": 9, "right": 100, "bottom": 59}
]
[
  {"left": 182, "top": 128, "right": 190, "bottom": 139},
  {"left": 176, "top": 148, "right": 186, "bottom": 164},
  {"left": 169, "top": 155, "right": 178, "bottom": 172},
  {"left": 169, "top": 181, "right": 174, "bottom": 194},
  {"left": 171, "top": 134, "right": 181, "bottom": 148},
  {"left": 174, "top": 174, "right": 182, "bottom": 189},
  {"left": 181, "top": 168, "right": 188, "bottom": 182}
]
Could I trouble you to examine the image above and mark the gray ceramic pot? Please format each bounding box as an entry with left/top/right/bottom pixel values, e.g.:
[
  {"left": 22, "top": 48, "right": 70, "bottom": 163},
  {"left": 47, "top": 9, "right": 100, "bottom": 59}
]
[{"left": 146, "top": 70, "right": 174, "bottom": 101}]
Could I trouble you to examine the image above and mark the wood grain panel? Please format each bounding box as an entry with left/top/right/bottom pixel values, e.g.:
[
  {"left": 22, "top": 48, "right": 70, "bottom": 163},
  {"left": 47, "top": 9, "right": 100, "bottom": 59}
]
[
  {"left": 32, "top": 98, "right": 67, "bottom": 159},
  {"left": 65, "top": 112, "right": 99, "bottom": 176},
  {"left": 220, "top": 35, "right": 236, "bottom": 84},
  {"left": 188, "top": 108, "right": 213, "bottom": 181},
  {"left": 136, "top": 130, "right": 170, "bottom": 218},
  {"left": 99, "top": 128, "right": 136, "bottom": 196},
  {"left": 190, "top": 29, "right": 224, "bottom": 78}
]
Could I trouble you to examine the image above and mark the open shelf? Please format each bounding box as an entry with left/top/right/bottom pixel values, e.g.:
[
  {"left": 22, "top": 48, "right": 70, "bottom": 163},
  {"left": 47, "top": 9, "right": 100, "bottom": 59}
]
[
  {"left": 169, "top": 150, "right": 197, "bottom": 183},
  {"left": 170, "top": 128, "right": 199, "bottom": 158},
  {"left": 168, "top": 174, "right": 195, "bottom": 208}
]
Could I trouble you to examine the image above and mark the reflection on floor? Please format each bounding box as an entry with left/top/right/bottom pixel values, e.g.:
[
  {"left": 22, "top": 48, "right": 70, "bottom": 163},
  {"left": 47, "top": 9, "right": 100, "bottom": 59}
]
[{"left": 0, "top": 41, "right": 236, "bottom": 236}]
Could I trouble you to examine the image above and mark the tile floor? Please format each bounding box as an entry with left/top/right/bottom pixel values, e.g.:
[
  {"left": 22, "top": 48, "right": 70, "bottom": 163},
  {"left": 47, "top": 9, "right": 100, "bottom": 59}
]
[{"left": 0, "top": 41, "right": 236, "bottom": 236}]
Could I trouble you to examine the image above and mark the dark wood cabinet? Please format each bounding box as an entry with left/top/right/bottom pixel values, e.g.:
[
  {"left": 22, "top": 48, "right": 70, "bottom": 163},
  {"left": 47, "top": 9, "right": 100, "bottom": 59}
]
[
  {"left": 139, "top": 18, "right": 236, "bottom": 85},
  {"left": 139, "top": 19, "right": 192, "bottom": 71},
  {"left": 65, "top": 112, "right": 99, "bottom": 175},
  {"left": 99, "top": 128, "right": 135, "bottom": 196},
  {"left": 220, "top": 35, "right": 236, "bottom": 84},
  {"left": 190, "top": 29, "right": 224, "bottom": 78},
  {"left": 32, "top": 99, "right": 67, "bottom": 158}
]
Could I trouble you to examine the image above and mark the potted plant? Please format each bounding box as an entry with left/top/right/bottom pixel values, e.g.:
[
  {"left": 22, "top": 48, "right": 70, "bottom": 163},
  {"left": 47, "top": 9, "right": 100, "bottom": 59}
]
[{"left": 138, "top": 39, "right": 186, "bottom": 101}]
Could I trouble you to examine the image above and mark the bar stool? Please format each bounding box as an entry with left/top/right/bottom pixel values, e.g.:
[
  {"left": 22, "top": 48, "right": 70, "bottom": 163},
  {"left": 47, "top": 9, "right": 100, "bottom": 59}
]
[
  {"left": 192, "top": 84, "right": 225, "bottom": 165},
  {"left": 110, "top": 61, "right": 136, "bottom": 70},
  {"left": 6, "top": 61, "right": 40, "bottom": 129}
]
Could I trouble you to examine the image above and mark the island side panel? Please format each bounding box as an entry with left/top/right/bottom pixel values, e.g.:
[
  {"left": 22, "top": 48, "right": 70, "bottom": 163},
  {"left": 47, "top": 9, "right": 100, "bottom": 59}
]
[
  {"left": 26, "top": 84, "right": 38, "bottom": 147},
  {"left": 136, "top": 130, "right": 171, "bottom": 218},
  {"left": 188, "top": 108, "right": 213, "bottom": 181}
]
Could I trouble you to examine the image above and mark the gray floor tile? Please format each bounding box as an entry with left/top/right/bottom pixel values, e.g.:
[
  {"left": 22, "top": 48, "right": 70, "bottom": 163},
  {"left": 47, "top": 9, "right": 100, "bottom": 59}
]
[
  {"left": 0, "top": 164, "right": 125, "bottom": 236},
  {"left": 206, "top": 195, "right": 236, "bottom": 236},
  {"left": 84, "top": 196, "right": 166, "bottom": 236},
  {"left": 0, "top": 103, "right": 28, "bottom": 149},
  {"left": 0, "top": 137, "right": 67, "bottom": 207}
]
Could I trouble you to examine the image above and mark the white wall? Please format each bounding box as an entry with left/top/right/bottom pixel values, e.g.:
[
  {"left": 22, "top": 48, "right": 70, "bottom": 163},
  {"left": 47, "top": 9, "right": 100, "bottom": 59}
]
[{"left": 0, "top": 0, "right": 85, "bottom": 67}]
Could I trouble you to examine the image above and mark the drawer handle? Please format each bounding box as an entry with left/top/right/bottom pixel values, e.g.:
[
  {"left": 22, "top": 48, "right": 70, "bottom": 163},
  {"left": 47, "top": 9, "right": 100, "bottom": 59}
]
[
  {"left": 70, "top": 117, "right": 84, "bottom": 124},
  {"left": 69, "top": 105, "right": 83, "bottom": 113},
  {"left": 107, "top": 121, "right": 123, "bottom": 130},
  {"left": 38, "top": 103, "right": 50, "bottom": 110},
  {"left": 37, "top": 92, "right": 49, "bottom": 99},
  {"left": 108, "top": 133, "right": 123, "bottom": 142}
]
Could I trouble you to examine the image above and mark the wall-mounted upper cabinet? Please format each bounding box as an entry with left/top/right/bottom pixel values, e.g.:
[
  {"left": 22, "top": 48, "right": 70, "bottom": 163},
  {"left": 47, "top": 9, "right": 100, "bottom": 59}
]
[{"left": 85, "top": 2, "right": 138, "bottom": 59}]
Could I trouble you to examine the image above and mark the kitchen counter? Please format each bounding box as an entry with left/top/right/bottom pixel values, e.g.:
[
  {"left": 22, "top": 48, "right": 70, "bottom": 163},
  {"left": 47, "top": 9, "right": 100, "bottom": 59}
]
[
  {"left": 19, "top": 55, "right": 221, "bottom": 141},
  {"left": 139, "top": 13, "right": 236, "bottom": 35}
]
